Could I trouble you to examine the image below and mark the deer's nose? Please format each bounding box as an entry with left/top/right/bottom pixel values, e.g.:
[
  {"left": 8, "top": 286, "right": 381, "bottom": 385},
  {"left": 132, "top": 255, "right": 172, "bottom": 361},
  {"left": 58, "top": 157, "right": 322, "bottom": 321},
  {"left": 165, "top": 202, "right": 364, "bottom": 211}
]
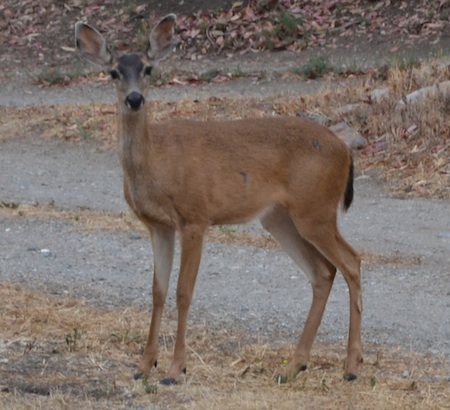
[{"left": 125, "top": 92, "right": 145, "bottom": 110}]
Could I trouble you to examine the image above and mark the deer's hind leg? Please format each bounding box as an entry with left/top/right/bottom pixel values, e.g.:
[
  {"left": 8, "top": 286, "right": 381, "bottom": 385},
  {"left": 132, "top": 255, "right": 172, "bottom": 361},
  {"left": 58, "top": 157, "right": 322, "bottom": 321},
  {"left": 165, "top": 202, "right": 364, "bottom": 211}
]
[
  {"left": 260, "top": 206, "right": 337, "bottom": 382},
  {"left": 289, "top": 208, "right": 362, "bottom": 381}
]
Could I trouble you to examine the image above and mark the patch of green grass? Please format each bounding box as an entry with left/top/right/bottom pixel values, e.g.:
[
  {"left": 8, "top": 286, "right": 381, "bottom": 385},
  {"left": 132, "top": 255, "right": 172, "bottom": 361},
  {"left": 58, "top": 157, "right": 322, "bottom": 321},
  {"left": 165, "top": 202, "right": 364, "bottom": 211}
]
[
  {"left": 217, "top": 225, "right": 237, "bottom": 234},
  {"left": 32, "top": 61, "right": 86, "bottom": 86},
  {"left": 391, "top": 55, "right": 421, "bottom": 71},
  {"left": 65, "top": 327, "right": 83, "bottom": 352},
  {"left": 200, "top": 68, "right": 222, "bottom": 82},
  {"left": 142, "top": 377, "right": 158, "bottom": 394},
  {"left": 110, "top": 330, "right": 142, "bottom": 344},
  {"left": 34, "top": 67, "right": 69, "bottom": 86},
  {"left": 299, "top": 56, "right": 333, "bottom": 79},
  {"left": 0, "top": 201, "right": 19, "bottom": 209},
  {"left": 231, "top": 65, "right": 246, "bottom": 78},
  {"left": 274, "top": 8, "right": 304, "bottom": 38}
]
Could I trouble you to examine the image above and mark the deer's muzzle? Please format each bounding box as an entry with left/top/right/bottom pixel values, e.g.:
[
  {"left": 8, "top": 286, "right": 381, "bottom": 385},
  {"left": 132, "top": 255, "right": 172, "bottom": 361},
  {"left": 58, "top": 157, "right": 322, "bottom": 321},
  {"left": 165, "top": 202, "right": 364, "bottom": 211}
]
[{"left": 126, "top": 92, "right": 145, "bottom": 111}]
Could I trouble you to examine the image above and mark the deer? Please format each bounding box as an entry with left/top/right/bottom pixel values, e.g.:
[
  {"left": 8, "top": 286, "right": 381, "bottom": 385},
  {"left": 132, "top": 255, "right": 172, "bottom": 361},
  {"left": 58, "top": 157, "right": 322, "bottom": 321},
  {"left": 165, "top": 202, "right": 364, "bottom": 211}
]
[{"left": 75, "top": 14, "right": 363, "bottom": 385}]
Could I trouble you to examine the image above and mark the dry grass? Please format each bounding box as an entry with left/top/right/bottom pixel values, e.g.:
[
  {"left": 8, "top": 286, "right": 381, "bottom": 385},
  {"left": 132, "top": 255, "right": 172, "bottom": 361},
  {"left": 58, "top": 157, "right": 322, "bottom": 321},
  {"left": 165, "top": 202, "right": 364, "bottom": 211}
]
[
  {"left": 0, "top": 283, "right": 449, "bottom": 409},
  {"left": 294, "top": 61, "right": 450, "bottom": 199}
]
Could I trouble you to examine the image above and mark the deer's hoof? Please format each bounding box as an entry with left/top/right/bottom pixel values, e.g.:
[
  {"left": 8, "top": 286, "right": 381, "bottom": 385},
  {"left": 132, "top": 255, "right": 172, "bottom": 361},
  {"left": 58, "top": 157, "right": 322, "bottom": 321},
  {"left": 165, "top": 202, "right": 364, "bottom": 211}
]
[
  {"left": 133, "top": 372, "right": 143, "bottom": 380},
  {"left": 160, "top": 377, "right": 177, "bottom": 386}
]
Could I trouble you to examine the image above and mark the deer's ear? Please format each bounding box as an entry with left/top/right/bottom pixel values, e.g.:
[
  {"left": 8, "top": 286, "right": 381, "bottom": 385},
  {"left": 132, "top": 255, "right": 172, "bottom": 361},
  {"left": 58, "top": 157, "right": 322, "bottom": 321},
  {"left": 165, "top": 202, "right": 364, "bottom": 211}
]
[
  {"left": 75, "top": 22, "right": 112, "bottom": 66},
  {"left": 147, "top": 14, "right": 179, "bottom": 61}
]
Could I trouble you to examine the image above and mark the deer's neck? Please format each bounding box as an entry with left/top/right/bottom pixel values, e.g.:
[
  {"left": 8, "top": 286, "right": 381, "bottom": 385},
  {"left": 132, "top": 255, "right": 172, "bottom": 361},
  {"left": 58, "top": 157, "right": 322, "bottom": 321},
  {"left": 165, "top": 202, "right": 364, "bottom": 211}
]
[{"left": 118, "top": 107, "right": 150, "bottom": 168}]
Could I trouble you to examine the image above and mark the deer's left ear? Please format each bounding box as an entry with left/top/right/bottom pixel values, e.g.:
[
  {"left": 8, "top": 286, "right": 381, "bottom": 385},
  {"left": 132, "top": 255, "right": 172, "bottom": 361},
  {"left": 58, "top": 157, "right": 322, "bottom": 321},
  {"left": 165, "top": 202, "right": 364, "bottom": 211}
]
[
  {"left": 147, "top": 14, "right": 179, "bottom": 62},
  {"left": 75, "top": 22, "right": 113, "bottom": 67}
]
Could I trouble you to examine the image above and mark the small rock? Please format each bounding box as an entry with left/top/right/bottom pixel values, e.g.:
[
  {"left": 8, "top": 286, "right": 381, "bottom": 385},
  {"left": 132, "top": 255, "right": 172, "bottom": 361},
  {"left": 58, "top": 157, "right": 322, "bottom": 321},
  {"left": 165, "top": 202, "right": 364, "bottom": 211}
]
[
  {"left": 438, "top": 60, "right": 450, "bottom": 71},
  {"left": 401, "top": 370, "right": 410, "bottom": 378},
  {"left": 336, "top": 103, "right": 364, "bottom": 115},
  {"left": 401, "top": 124, "right": 419, "bottom": 140},
  {"left": 296, "top": 111, "right": 332, "bottom": 126},
  {"left": 329, "top": 122, "right": 367, "bottom": 149},
  {"left": 40, "top": 249, "right": 52, "bottom": 257},
  {"left": 399, "top": 80, "right": 450, "bottom": 106},
  {"left": 369, "top": 88, "right": 390, "bottom": 102}
]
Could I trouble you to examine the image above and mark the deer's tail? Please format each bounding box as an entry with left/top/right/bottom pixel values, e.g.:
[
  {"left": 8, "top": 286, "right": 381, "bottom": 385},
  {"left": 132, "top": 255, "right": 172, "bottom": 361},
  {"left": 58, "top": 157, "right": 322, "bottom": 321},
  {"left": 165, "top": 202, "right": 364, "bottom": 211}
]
[{"left": 343, "top": 157, "right": 354, "bottom": 212}]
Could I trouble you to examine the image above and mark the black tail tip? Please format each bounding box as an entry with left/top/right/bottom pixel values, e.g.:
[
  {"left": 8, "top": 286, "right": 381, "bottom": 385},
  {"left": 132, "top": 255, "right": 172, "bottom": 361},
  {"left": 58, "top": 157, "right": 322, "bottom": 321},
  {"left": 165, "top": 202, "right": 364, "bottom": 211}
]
[{"left": 343, "top": 159, "right": 354, "bottom": 212}]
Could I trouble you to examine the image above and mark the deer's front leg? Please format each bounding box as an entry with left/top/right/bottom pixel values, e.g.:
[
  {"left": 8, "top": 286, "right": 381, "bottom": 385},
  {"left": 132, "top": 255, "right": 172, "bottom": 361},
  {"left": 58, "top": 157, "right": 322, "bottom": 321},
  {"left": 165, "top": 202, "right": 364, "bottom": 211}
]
[
  {"left": 135, "top": 225, "right": 175, "bottom": 380},
  {"left": 161, "top": 224, "right": 205, "bottom": 385}
]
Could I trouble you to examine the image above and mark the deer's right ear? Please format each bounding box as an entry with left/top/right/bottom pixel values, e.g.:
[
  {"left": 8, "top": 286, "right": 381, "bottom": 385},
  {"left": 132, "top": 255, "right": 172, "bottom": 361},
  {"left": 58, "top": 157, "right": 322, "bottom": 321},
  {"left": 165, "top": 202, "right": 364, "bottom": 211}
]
[{"left": 75, "top": 22, "right": 112, "bottom": 66}]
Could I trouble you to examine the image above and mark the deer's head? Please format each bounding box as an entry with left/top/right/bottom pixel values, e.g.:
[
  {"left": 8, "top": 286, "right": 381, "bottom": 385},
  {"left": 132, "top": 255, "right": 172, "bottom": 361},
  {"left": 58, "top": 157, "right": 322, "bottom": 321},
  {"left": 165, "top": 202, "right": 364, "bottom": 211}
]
[{"left": 75, "top": 14, "right": 177, "bottom": 112}]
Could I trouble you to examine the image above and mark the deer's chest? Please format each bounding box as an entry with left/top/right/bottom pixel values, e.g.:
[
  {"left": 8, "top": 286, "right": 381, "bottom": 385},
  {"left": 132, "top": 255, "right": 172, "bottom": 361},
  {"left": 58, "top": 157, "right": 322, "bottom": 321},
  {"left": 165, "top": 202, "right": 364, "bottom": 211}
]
[{"left": 121, "top": 157, "right": 177, "bottom": 228}]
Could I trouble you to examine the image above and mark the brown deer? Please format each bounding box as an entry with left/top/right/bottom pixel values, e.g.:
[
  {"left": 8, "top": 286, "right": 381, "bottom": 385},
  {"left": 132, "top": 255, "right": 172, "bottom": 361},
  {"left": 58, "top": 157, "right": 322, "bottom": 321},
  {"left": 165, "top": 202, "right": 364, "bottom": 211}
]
[{"left": 75, "top": 14, "right": 362, "bottom": 385}]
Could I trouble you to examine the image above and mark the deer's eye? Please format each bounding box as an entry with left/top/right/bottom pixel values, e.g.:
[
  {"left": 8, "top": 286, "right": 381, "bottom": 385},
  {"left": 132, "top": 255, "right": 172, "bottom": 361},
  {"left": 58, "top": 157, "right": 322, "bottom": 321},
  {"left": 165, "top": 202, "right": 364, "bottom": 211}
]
[
  {"left": 109, "top": 69, "right": 120, "bottom": 80},
  {"left": 144, "top": 66, "right": 153, "bottom": 76}
]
